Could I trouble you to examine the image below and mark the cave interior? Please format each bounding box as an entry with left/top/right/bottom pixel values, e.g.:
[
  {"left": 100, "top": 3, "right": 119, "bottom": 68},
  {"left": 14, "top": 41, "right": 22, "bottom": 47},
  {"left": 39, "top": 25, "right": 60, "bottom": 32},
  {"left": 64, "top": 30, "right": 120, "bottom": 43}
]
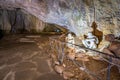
[{"left": 0, "top": 0, "right": 120, "bottom": 80}]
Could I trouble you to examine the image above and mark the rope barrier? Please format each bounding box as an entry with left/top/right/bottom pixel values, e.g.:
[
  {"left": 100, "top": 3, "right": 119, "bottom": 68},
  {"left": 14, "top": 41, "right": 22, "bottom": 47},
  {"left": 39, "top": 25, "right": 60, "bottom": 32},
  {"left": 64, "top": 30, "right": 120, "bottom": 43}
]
[
  {"left": 50, "top": 37, "right": 120, "bottom": 60},
  {"left": 49, "top": 37, "right": 120, "bottom": 80},
  {"left": 106, "top": 57, "right": 112, "bottom": 80}
]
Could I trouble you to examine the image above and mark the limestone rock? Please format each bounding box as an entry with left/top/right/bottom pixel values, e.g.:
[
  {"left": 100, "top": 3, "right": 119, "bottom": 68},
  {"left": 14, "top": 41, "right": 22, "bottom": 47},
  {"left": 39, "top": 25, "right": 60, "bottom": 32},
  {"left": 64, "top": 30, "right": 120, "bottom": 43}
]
[
  {"left": 0, "top": 0, "right": 120, "bottom": 36},
  {"left": 54, "top": 65, "right": 64, "bottom": 74},
  {"left": 75, "top": 53, "right": 89, "bottom": 61},
  {"left": 75, "top": 55, "right": 89, "bottom": 62},
  {"left": 75, "top": 53, "right": 85, "bottom": 58},
  {"left": 74, "top": 47, "right": 86, "bottom": 53},
  {"left": 67, "top": 48, "right": 76, "bottom": 60},
  {"left": 63, "top": 71, "right": 74, "bottom": 80},
  {"left": 85, "top": 51, "right": 97, "bottom": 56},
  {"left": 103, "top": 48, "right": 114, "bottom": 55},
  {"left": 67, "top": 53, "right": 75, "bottom": 60},
  {"left": 98, "top": 40, "right": 110, "bottom": 51}
]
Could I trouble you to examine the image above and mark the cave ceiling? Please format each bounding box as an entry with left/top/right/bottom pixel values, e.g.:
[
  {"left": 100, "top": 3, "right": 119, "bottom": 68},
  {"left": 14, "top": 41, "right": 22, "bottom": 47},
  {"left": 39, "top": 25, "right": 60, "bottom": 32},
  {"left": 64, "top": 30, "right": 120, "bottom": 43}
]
[{"left": 0, "top": 0, "right": 120, "bottom": 37}]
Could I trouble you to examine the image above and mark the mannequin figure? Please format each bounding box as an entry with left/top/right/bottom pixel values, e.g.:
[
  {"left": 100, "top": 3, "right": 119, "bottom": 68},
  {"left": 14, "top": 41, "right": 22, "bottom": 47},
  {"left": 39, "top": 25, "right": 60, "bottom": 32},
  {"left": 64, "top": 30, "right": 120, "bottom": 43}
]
[
  {"left": 82, "top": 32, "right": 99, "bottom": 49},
  {"left": 65, "top": 33, "right": 75, "bottom": 49}
]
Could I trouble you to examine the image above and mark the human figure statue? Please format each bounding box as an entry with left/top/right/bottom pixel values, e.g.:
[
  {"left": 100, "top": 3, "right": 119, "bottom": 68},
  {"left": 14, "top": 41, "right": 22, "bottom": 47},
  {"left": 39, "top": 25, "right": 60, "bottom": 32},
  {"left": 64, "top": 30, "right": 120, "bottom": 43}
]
[
  {"left": 82, "top": 32, "right": 99, "bottom": 49},
  {"left": 65, "top": 33, "right": 75, "bottom": 49}
]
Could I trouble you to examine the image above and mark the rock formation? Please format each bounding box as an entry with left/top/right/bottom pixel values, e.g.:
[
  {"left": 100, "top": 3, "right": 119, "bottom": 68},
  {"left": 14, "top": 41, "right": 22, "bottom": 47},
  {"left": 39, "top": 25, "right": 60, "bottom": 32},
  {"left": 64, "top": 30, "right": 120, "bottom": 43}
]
[
  {"left": 0, "top": 0, "right": 120, "bottom": 37},
  {"left": 0, "top": 9, "right": 46, "bottom": 33}
]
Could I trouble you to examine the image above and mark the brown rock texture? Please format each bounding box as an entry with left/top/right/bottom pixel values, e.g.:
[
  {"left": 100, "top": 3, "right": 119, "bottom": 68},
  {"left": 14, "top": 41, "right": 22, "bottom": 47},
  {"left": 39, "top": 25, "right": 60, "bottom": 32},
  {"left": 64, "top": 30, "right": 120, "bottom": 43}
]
[{"left": 108, "top": 41, "right": 120, "bottom": 57}]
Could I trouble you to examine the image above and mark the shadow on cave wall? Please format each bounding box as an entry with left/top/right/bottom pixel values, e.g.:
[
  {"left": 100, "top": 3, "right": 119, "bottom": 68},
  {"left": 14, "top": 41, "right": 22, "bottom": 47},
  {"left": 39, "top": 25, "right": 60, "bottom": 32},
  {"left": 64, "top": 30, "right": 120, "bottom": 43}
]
[
  {"left": 8, "top": 8, "right": 27, "bottom": 33},
  {"left": 0, "top": 9, "right": 68, "bottom": 36},
  {"left": 0, "top": 9, "right": 28, "bottom": 34},
  {"left": 0, "top": 9, "right": 69, "bottom": 40}
]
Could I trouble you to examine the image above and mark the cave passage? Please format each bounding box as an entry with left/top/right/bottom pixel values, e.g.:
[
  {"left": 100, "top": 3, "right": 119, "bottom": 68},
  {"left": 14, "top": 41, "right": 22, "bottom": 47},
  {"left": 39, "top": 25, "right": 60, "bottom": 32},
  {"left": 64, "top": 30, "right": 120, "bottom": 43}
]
[
  {"left": 0, "top": 9, "right": 67, "bottom": 80},
  {"left": 0, "top": 0, "right": 120, "bottom": 80}
]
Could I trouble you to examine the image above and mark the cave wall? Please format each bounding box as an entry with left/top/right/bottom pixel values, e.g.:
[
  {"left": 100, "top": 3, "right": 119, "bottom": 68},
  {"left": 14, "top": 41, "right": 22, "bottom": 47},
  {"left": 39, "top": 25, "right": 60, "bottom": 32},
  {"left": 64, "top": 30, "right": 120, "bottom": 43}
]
[
  {"left": 0, "top": 0, "right": 120, "bottom": 37},
  {"left": 0, "top": 9, "right": 45, "bottom": 33}
]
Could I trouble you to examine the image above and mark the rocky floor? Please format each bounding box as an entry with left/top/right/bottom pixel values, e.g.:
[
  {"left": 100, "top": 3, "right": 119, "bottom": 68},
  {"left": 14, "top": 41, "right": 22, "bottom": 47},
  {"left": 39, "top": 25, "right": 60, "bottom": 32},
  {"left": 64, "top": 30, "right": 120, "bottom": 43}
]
[
  {"left": 0, "top": 34, "right": 64, "bottom": 80},
  {"left": 0, "top": 34, "right": 120, "bottom": 80}
]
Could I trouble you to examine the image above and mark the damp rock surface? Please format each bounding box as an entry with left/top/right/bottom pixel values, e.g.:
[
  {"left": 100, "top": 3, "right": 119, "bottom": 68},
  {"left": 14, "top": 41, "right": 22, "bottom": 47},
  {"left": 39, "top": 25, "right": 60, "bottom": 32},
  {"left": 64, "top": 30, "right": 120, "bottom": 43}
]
[{"left": 0, "top": 34, "right": 64, "bottom": 80}]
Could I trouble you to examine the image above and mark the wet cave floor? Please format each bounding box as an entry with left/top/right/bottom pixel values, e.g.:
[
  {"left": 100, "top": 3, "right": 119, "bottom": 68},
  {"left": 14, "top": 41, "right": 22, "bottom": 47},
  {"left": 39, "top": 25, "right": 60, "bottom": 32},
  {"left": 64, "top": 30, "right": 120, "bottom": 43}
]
[
  {"left": 0, "top": 34, "right": 120, "bottom": 80},
  {"left": 0, "top": 34, "right": 64, "bottom": 80}
]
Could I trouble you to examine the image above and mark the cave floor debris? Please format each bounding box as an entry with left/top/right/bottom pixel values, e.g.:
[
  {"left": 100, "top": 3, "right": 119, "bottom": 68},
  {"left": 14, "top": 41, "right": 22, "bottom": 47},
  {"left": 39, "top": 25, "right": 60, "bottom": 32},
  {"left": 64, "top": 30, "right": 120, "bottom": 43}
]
[
  {"left": 0, "top": 34, "right": 64, "bottom": 80},
  {"left": 50, "top": 36, "right": 120, "bottom": 80},
  {"left": 0, "top": 34, "right": 120, "bottom": 80}
]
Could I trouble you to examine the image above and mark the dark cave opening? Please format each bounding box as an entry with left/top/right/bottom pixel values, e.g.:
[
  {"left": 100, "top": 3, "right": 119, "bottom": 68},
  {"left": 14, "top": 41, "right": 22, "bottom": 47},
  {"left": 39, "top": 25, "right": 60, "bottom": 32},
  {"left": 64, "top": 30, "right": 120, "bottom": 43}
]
[{"left": 0, "top": 8, "right": 68, "bottom": 40}]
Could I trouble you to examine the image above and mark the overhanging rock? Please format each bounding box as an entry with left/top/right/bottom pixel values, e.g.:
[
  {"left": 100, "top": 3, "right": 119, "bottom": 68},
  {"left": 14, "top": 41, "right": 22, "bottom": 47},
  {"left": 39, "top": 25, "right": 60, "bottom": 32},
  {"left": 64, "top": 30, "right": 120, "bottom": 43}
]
[{"left": 0, "top": 0, "right": 120, "bottom": 37}]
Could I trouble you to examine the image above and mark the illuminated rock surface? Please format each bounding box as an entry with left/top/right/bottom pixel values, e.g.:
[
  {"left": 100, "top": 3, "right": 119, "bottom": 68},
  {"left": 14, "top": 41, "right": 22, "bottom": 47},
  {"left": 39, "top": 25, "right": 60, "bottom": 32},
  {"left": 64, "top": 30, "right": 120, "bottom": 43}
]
[
  {"left": 0, "top": 0, "right": 120, "bottom": 36},
  {"left": 0, "top": 0, "right": 120, "bottom": 80}
]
